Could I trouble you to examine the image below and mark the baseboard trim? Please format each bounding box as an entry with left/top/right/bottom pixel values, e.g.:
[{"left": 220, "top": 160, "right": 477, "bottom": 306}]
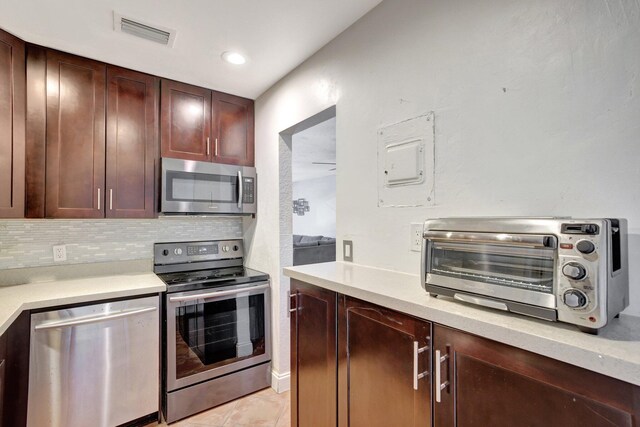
[{"left": 271, "top": 370, "right": 291, "bottom": 392}]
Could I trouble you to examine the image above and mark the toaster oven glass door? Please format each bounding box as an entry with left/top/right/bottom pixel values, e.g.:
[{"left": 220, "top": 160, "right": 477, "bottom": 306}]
[{"left": 428, "top": 242, "right": 556, "bottom": 294}]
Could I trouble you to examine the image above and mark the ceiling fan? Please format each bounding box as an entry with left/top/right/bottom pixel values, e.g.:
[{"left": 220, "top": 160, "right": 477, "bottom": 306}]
[{"left": 312, "top": 161, "right": 336, "bottom": 171}]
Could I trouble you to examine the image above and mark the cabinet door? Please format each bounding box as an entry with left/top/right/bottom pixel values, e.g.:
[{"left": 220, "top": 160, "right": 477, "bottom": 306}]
[
  {"left": 290, "top": 280, "right": 337, "bottom": 427},
  {"left": 1, "top": 311, "right": 29, "bottom": 427},
  {"left": 106, "top": 66, "right": 158, "bottom": 218},
  {"left": 211, "top": 91, "right": 254, "bottom": 166},
  {"left": 45, "top": 50, "right": 106, "bottom": 218},
  {"left": 160, "top": 79, "right": 211, "bottom": 162},
  {"left": 339, "top": 296, "right": 431, "bottom": 427},
  {"left": 433, "top": 324, "right": 640, "bottom": 427},
  {"left": 0, "top": 30, "right": 25, "bottom": 218},
  {"left": 0, "top": 328, "right": 5, "bottom": 426}
]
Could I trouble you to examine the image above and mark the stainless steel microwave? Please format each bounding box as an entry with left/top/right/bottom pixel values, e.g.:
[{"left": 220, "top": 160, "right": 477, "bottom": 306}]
[
  {"left": 421, "top": 217, "right": 628, "bottom": 333},
  {"left": 161, "top": 158, "right": 257, "bottom": 215}
]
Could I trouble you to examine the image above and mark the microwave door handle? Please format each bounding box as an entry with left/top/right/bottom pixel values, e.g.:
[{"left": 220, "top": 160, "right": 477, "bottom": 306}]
[{"left": 237, "top": 170, "right": 243, "bottom": 209}]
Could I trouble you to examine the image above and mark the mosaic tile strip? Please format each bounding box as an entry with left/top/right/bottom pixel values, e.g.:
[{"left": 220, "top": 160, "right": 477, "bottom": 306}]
[{"left": 0, "top": 217, "right": 243, "bottom": 270}]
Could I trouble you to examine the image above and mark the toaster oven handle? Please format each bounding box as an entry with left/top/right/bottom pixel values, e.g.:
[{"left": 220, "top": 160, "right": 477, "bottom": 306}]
[
  {"left": 238, "top": 170, "right": 243, "bottom": 209},
  {"left": 422, "top": 231, "right": 557, "bottom": 248},
  {"left": 453, "top": 293, "right": 509, "bottom": 311},
  {"left": 420, "top": 226, "right": 428, "bottom": 283}
]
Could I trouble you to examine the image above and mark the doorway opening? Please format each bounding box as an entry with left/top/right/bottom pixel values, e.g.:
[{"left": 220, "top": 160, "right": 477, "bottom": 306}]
[{"left": 279, "top": 106, "right": 336, "bottom": 271}]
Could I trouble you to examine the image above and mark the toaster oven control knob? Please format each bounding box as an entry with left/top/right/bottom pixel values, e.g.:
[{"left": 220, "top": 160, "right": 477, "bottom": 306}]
[
  {"left": 162, "top": 249, "right": 169, "bottom": 256},
  {"left": 562, "top": 262, "right": 587, "bottom": 280},
  {"left": 576, "top": 240, "right": 596, "bottom": 254},
  {"left": 174, "top": 248, "right": 183, "bottom": 255},
  {"left": 563, "top": 289, "right": 588, "bottom": 309}
]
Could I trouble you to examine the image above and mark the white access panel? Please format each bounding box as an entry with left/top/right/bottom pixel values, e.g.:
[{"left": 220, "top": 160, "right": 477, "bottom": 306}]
[{"left": 377, "top": 113, "right": 435, "bottom": 207}]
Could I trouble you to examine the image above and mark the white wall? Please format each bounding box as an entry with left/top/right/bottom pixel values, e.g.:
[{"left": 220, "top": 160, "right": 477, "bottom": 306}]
[
  {"left": 293, "top": 176, "right": 337, "bottom": 237},
  {"left": 246, "top": 0, "right": 640, "bottom": 386}
]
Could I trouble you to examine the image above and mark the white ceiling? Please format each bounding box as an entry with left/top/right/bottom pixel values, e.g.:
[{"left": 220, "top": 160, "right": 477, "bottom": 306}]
[
  {"left": 292, "top": 117, "right": 336, "bottom": 183},
  {"left": 0, "top": 0, "right": 381, "bottom": 99}
]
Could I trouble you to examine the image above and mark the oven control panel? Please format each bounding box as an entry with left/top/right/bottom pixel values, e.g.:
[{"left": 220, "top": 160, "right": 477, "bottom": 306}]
[{"left": 154, "top": 239, "right": 244, "bottom": 265}]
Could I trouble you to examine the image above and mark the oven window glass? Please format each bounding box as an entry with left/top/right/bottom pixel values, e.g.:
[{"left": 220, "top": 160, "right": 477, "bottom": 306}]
[
  {"left": 429, "top": 243, "right": 555, "bottom": 293},
  {"left": 167, "top": 171, "right": 236, "bottom": 203},
  {"left": 174, "top": 294, "right": 265, "bottom": 379}
]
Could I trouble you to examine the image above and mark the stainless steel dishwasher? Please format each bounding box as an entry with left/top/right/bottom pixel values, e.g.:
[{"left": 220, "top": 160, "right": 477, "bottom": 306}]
[{"left": 27, "top": 295, "right": 160, "bottom": 427}]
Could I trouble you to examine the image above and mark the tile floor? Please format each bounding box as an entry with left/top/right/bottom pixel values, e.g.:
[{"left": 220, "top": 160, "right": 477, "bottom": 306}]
[{"left": 156, "top": 388, "right": 291, "bottom": 427}]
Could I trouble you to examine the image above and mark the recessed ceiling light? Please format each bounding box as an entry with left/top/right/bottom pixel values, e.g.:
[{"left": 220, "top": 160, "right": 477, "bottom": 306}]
[{"left": 221, "top": 51, "right": 247, "bottom": 65}]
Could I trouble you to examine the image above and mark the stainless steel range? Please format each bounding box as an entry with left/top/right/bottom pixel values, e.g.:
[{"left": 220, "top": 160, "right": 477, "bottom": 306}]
[{"left": 154, "top": 239, "right": 271, "bottom": 423}]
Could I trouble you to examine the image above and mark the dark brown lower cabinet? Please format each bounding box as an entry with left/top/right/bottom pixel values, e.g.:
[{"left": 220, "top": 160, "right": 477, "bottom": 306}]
[
  {"left": 0, "top": 329, "right": 5, "bottom": 425},
  {"left": 290, "top": 279, "right": 337, "bottom": 427},
  {"left": 433, "top": 324, "right": 640, "bottom": 427},
  {"left": 0, "top": 311, "right": 30, "bottom": 427},
  {"left": 339, "top": 296, "right": 432, "bottom": 427},
  {"left": 291, "top": 281, "right": 640, "bottom": 427}
]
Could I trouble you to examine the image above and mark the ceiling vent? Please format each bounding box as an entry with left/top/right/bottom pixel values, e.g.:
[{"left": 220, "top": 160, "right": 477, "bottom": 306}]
[{"left": 113, "top": 12, "right": 176, "bottom": 47}]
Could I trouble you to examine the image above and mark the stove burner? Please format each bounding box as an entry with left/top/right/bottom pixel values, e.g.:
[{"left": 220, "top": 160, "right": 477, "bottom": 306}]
[
  {"left": 159, "top": 267, "right": 248, "bottom": 286},
  {"left": 164, "top": 276, "right": 209, "bottom": 285}
]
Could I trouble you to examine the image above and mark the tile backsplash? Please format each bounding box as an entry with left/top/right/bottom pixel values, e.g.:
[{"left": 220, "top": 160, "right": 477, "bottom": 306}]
[{"left": 0, "top": 217, "right": 243, "bottom": 270}]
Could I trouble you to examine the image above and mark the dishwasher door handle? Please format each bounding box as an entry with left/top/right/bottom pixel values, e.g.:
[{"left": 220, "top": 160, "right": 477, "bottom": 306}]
[{"left": 34, "top": 306, "right": 157, "bottom": 330}]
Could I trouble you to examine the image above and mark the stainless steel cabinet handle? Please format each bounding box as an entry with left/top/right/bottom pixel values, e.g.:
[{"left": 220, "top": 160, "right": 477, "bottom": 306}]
[
  {"left": 97, "top": 188, "right": 101, "bottom": 210},
  {"left": 34, "top": 306, "right": 157, "bottom": 330},
  {"left": 215, "top": 138, "right": 219, "bottom": 156},
  {"left": 206, "top": 137, "right": 210, "bottom": 156},
  {"left": 237, "top": 171, "right": 243, "bottom": 209},
  {"left": 169, "top": 283, "right": 269, "bottom": 303},
  {"left": 109, "top": 189, "right": 113, "bottom": 210},
  {"left": 288, "top": 291, "right": 297, "bottom": 315},
  {"left": 413, "top": 341, "right": 429, "bottom": 390},
  {"left": 435, "top": 349, "right": 450, "bottom": 403}
]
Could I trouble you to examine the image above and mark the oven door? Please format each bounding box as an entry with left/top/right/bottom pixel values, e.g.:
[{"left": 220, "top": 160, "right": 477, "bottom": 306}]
[
  {"left": 424, "top": 231, "right": 558, "bottom": 308},
  {"left": 166, "top": 281, "right": 270, "bottom": 391}
]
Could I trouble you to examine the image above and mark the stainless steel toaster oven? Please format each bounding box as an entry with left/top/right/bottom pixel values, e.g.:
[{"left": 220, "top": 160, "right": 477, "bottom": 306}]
[{"left": 421, "top": 218, "right": 628, "bottom": 332}]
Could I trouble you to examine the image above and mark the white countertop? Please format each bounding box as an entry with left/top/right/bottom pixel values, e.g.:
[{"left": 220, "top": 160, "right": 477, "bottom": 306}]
[
  {"left": 284, "top": 261, "right": 640, "bottom": 386},
  {"left": 0, "top": 272, "right": 166, "bottom": 336}
]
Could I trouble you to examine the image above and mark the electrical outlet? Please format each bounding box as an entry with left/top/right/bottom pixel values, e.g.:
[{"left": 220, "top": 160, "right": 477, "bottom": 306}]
[
  {"left": 410, "top": 223, "right": 423, "bottom": 252},
  {"left": 52, "top": 244, "right": 67, "bottom": 262}
]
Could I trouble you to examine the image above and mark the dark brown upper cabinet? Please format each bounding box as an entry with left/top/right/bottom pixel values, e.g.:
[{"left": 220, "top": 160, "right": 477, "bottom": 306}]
[
  {"left": 106, "top": 66, "right": 158, "bottom": 218},
  {"left": 211, "top": 91, "right": 254, "bottom": 166},
  {"left": 26, "top": 47, "right": 159, "bottom": 219},
  {"left": 45, "top": 50, "right": 106, "bottom": 218},
  {"left": 160, "top": 79, "right": 254, "bottom": 166},
  {"left": 160, "top": 79, "right": 211, "bottom": 162},
  {"left": 0, "top": 29, "right": 26, "bottom": 218}
]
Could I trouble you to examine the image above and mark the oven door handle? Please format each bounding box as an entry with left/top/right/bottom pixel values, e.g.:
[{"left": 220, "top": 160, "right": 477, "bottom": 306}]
[
  {"left": 423, "top": 231, "right": 557, "bottom": 248},
  {"left": 169, "top": 283, "right": 269, "bottom": 303}
]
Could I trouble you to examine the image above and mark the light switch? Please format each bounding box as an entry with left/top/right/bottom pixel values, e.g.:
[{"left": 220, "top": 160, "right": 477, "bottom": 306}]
[{"left": 343, "top": 240, "right": 353, "bottom": 262}]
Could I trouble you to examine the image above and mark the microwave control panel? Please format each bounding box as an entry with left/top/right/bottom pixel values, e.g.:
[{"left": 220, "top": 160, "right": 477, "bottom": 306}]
[{"left": 243, "top": 177, "right": 255, "bottom": 204}]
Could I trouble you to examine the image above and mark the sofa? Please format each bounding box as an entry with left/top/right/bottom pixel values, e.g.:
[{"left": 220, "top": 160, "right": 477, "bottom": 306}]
[{"left": 293, "top": 235, "right": 336, "bottom": 266}]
